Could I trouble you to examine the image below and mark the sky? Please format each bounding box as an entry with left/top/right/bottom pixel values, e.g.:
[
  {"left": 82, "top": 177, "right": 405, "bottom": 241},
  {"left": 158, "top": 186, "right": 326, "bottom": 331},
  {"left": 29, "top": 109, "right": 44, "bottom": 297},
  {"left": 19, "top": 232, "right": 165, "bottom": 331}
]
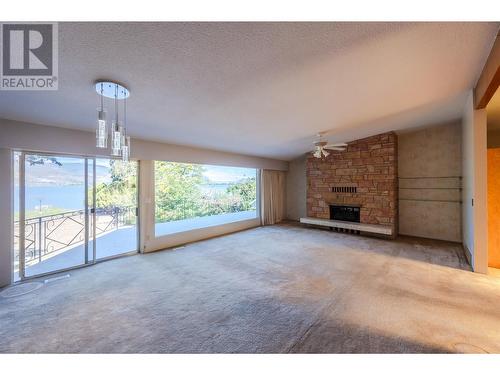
[
  {"left": 202, "top": 165, "right": 256, "bottom": 183},
  {"left": 15, "top": 153, "right": 256, "bottom": 185},
  {"left": 95, "top": 158, "right": 255, "bottom": 183}
]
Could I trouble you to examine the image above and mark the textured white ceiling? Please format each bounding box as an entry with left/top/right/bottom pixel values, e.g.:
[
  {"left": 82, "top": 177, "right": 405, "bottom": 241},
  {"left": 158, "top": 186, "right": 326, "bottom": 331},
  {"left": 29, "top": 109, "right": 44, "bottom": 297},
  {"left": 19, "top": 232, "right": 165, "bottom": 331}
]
[{"left": 0, "top": 22, "right": 498, "bottom": 160}]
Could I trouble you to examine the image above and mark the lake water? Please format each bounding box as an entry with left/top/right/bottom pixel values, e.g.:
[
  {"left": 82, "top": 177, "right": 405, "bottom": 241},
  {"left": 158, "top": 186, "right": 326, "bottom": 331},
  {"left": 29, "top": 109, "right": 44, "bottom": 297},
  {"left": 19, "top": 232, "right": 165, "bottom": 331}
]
[
  {"left": 14, "top": 184, "right": 232, "bottom": 213},
  {"left": 15, "top": 185, "right": 86, "bottom": 212}
]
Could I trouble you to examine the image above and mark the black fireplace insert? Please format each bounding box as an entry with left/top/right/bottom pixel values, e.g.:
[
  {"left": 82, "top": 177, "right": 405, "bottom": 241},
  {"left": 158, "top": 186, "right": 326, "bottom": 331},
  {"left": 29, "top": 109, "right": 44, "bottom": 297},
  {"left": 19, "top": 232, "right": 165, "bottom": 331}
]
[{"left": 330, "top": 205, "right": 360, "bottom": 223}]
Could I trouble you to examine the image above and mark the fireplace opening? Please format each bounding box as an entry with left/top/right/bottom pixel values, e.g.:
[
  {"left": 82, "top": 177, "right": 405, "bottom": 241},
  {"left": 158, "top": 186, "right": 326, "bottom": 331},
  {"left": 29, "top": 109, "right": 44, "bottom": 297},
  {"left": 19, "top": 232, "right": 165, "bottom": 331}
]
[{"left": 330, "top": 205, "right": 360, "bottom": 223}]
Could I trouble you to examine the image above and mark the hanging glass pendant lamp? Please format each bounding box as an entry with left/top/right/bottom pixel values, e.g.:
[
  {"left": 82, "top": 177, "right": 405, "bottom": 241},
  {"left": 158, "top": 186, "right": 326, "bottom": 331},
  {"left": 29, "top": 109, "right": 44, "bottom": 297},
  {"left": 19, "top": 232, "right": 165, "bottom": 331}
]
[
  {"left": 121, "top": 97, "right": 131, "bottom": 162},
  {"left": 96, "top": 83, "right": 108, "bottom": 148},
  {"left": 110, "top": 84, "right": 123, "bottom": 157},
  {"left": 111, "top": 123, "right": 123, "bottom": 156},
  {"left": 95, "top": 81, "right": 131, "bottom": 160}
]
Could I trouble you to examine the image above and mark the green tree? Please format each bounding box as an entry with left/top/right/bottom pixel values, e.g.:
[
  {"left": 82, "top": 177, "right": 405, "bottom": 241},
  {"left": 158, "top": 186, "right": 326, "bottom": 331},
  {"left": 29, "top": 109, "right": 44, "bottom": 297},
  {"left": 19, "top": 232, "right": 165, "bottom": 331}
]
[
  {"left": 226, "top": 177, "right": 257, "bottom": 210},
  {"left": 154, "top": 162, "right": 205, "bottom": 222},
  {"left": 92, "top": 161, "right": 258, "bottom": 224},
  {"left": 94, "top": 160, "right": 137, "bottom": 209}
]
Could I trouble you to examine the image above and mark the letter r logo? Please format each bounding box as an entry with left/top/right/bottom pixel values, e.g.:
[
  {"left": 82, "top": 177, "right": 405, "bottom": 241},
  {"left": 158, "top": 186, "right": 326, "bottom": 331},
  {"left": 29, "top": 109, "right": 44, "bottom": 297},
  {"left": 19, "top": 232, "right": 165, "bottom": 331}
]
[{"left": 2, "top": 24, "right": 53, "bottom": 76}]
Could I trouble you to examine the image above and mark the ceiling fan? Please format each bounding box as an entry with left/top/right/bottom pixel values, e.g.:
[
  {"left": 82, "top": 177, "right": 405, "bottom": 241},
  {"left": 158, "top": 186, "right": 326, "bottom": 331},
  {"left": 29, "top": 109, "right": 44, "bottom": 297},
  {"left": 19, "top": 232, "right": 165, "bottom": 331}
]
[{"left": 312, "top": 132, "right": 347, "bottom": 158}]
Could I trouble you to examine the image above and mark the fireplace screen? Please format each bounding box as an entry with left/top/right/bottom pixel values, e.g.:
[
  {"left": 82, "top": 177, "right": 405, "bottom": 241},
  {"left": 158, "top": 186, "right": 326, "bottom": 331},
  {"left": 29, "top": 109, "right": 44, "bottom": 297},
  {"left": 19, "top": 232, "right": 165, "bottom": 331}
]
[{"left": 330, "top": 205, "right": 360, "bottom": 223}]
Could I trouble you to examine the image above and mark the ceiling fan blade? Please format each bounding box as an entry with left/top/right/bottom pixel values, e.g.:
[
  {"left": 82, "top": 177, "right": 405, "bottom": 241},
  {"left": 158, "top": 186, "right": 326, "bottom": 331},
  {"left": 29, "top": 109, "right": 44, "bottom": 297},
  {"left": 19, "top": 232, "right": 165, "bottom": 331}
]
[
  {"left": 325, "top": 143, "right": 348, "bottom": 147},
  {"left": 324, "top": 146, "right": 346, "bottom": 151}
]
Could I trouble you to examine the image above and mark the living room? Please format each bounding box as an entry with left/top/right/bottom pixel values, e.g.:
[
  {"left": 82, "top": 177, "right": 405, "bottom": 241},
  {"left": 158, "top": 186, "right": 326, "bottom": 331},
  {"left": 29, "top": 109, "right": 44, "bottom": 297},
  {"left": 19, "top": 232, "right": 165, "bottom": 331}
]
[{"left": 0, "top": 2, "right": 500, "bottom": 372}]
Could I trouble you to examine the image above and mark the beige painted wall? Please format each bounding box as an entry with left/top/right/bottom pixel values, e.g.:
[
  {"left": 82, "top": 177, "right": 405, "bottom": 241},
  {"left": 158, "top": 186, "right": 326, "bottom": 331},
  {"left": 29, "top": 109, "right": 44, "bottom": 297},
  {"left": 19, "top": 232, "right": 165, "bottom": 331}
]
[
  {"left": 286, "top": 154, "right": 307, "bottom": 220},
  {"left": 398, "top": 121, "right": 462, "bottom": 242}
]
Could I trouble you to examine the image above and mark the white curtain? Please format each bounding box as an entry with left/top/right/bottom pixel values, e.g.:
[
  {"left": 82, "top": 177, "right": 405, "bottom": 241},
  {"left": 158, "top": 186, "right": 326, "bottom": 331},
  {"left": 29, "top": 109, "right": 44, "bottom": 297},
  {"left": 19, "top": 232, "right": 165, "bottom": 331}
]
[{"left": 260, "top": 169, "right": 286, "bottom": 225}]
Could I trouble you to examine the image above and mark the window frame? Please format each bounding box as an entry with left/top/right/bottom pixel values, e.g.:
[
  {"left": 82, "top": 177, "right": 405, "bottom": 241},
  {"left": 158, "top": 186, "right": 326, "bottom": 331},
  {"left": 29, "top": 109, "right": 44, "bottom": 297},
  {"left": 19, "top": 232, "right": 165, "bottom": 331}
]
[{"left": 152, "top": 160, "right": 261, "bottom": 239}]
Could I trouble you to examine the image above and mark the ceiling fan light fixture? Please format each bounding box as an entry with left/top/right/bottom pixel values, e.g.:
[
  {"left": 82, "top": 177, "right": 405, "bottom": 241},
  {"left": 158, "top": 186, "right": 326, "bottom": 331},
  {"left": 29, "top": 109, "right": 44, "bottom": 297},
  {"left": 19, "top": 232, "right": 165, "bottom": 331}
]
[{"left": 312, "top": 133, "right": 348, "bottom": 157}]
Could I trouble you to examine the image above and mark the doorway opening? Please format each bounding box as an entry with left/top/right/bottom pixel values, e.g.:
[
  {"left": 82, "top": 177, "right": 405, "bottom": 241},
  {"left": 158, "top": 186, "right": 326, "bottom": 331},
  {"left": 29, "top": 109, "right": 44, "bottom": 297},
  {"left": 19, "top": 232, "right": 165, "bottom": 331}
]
[{"left": 486, "top": 87, "right": 500, "bottom": 276}]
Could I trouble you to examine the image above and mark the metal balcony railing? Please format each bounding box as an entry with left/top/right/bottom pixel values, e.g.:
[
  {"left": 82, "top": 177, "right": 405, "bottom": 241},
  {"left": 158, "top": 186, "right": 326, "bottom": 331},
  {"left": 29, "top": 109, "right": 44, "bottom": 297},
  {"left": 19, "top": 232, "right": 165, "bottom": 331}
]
[{"left": 13, "top": 206, "right": 136, "bottom": 265}]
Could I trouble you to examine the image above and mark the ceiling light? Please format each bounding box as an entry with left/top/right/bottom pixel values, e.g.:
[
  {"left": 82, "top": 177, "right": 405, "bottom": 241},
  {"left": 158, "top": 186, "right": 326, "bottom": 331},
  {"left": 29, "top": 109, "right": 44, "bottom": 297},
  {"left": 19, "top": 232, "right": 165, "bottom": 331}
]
[
  {"left": 96, "top": 83, "right": 107, "bottom": 148},
  {"left": 95, "top": 81, "right": 131, "bottom": 162},
  {"left": 311, "top": 132, "right": 347, "bottom": 158}
]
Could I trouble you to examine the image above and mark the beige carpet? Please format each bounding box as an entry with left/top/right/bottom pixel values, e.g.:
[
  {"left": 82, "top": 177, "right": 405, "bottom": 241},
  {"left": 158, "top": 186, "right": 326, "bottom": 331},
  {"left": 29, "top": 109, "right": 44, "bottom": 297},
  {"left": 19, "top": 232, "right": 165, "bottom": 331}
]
[{"left": 1, "top": 223, "right": 499, "bottom": 353}]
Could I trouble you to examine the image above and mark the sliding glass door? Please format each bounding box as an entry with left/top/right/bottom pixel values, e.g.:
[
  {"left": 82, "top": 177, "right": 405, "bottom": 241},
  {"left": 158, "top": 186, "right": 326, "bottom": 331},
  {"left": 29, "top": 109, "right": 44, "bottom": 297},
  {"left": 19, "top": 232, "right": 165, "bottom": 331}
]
[
  {"left": 19, "top": 153, "right": 89, "bottom": 278},
  {"left": 16, "top": 152, "right": 139, "bottom": 280},
  {"left": 93, "top": 158, "right": 138, "bottom": 260}
]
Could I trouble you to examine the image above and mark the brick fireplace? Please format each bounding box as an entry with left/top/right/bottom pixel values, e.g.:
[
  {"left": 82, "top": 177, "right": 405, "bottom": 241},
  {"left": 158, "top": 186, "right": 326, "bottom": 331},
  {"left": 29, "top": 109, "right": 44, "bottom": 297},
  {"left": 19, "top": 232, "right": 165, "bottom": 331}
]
[{"left": 306, "top": 132, "right": 398, "bottom": 237}]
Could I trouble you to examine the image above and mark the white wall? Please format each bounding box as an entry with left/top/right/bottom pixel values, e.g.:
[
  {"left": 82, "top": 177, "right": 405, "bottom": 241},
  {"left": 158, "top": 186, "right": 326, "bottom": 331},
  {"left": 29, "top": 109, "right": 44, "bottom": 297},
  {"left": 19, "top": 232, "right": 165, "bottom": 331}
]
[
  {"left": 462, "top": 93, "right": 475, "bottom": 262},
  {"left": 286, "top": 154, "right": 307, "bottom": 220},
  {"left": 0, "top": 149, "right": 12, "bottom": 287},
  {"left": 0, "top": 119, "right": 288, "bottom": 171},
  {"left": 462, "top": 91, "right": 488, "bottom": 272}
]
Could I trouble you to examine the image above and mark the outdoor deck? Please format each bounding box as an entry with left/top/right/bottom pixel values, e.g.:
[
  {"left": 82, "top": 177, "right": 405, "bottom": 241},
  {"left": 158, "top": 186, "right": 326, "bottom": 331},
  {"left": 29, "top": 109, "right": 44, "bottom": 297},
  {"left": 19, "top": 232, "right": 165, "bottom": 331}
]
[{"left": 17, "top": 210, "right": 257, "bottom": 280}]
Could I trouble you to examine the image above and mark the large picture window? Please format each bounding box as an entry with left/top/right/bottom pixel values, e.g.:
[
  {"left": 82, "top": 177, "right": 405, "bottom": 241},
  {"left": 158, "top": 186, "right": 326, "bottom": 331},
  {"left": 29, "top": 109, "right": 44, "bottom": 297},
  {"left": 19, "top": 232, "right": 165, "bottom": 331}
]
[{"left": 154, "top": 161, "right": 258, "bottom": 236}]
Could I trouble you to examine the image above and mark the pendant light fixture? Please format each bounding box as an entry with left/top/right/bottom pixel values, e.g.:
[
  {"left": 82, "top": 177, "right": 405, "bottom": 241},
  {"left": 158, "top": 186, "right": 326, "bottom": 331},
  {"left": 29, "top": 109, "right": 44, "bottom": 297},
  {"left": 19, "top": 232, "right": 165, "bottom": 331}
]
[
  {"left": 96, "top": 83, "right": 108, "bottom": 148},
  {"left": 110, "top": 84, "right": 123, "bottom": 157},
  {"left": 121, "top": 97, "right": 131, "bottom": 162},
  {"left": 95, "top": 81, "right": 131, "bottom": 161}
]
